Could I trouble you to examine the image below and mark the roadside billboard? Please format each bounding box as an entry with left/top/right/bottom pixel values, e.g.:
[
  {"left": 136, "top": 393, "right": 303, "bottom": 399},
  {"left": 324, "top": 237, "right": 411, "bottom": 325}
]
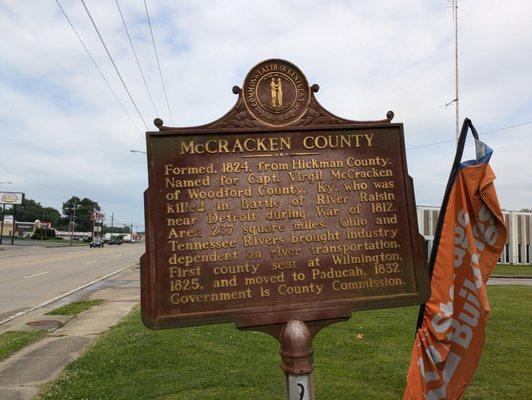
[{"left": 0, "top": 192, "right": 24, "bottom": 205}]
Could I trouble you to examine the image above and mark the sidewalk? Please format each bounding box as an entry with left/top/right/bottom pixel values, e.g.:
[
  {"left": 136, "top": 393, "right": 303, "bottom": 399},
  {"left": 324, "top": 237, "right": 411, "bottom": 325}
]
[
  {"left": 0, "top": 266, "right": 139, "bottom": 400},
  {"left": 488, "top": 277, "right": 532, "bottom": 286}
]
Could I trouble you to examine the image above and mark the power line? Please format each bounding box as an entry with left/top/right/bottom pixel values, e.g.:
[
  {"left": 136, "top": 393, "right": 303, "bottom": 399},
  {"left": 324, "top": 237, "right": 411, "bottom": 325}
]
[
  {"left": 55, "top": 0, "right": 142, "bottom": 135},
  {"left": 407, "top": 120, "right": 532, "bottom": 151},
  {"left": 80, "top": 0, "right": 149, "bottom": 131},
  {"left": 144, "top": 0, "right": 174, "bottom": 125},
  {"left": 114, "top": 0, "right": 159, "bottom": 117}
]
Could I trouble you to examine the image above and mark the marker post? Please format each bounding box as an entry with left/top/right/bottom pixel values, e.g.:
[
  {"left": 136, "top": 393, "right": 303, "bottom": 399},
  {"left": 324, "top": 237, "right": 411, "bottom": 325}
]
[{"left": 238, "top": 317, "right": 349, "bottom": 400}]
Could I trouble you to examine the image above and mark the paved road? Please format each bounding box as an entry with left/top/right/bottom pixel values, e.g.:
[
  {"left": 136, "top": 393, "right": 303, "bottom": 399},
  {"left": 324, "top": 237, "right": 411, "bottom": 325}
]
[
  {"left": 0, "top": 238, "right": 88, "bottom": 247},
  {"left": 0, "top": 243, "right": 144, "bottom": 321}
]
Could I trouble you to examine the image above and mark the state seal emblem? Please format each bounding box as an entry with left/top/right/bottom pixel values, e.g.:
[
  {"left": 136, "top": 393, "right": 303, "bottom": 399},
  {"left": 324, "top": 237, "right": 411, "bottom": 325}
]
[{"left": 243, "top": 59, "right": 310, "bottom": 126}]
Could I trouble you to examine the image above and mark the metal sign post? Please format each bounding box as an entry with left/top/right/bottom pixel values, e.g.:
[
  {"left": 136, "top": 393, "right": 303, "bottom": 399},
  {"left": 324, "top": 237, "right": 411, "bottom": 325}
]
[
  {"left": 0, "top": 192, "right": 24, "bottom": 245},
  {"left": 285, "top": 373, "right": 313, "bottom": 400},
  {"left": 10, "top": 205, "right": 16, "bottom": 245},
  {"left": 238, "top": 317, "right": 349, "bottom": 400},
  {"left": 280, "top": 321, "right": 315, "bottom": 400}
]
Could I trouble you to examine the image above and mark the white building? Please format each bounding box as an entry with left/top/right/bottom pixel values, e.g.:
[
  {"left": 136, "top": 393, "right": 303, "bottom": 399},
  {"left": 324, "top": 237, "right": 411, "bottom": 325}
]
[{"left": 417, "top": 206, "right": 531, "bottom": 265}]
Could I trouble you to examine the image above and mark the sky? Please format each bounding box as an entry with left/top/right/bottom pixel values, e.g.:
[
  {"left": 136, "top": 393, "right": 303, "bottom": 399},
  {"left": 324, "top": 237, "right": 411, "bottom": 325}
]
[{"left": 0, "top": 0, "right": 531, "bottom": 229}]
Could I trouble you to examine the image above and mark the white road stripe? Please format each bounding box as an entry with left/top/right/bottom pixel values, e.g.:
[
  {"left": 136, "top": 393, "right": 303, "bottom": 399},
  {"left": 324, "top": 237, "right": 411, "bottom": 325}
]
[
  {"left": 85, "top": 260, "right": 97, "bottom": 264},
  {"left": 24, "top": 271, "right": 49, "bottom": 279},
  {"left": 0, "top": 262, "right": 138, "bottom": 326},
  {"left": 114, "top": 254, "right": 122, "bottom": 257}
]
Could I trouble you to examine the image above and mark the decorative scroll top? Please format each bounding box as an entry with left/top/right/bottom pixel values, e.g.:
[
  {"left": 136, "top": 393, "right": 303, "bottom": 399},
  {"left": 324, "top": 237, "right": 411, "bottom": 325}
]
[{"left": 154, "top": 59, "right": 394, "bottom": 131}]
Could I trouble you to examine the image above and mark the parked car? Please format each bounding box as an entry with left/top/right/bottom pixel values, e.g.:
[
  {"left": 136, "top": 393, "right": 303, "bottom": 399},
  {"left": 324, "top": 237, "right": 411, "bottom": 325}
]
[
  {"left": 108, "top": 238, "right": 123, "bottom": 245},
  {"left": 90, "top": 239, "right": 104, "bottom": 248}
]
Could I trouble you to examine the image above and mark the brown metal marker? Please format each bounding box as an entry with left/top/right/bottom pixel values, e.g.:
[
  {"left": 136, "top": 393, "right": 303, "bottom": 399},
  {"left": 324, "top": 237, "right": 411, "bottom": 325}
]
[{"left": 141, "top": 59, "right": 430, "bottom": 399}]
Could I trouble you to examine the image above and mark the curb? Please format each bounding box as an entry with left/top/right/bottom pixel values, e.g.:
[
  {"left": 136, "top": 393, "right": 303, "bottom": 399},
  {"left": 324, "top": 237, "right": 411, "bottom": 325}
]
[
  {"left": 491, "top": 275, "right": 532, "bottom": 279},
  {"left": 0, "top": 262, "right": 137, "bottom": 326}
]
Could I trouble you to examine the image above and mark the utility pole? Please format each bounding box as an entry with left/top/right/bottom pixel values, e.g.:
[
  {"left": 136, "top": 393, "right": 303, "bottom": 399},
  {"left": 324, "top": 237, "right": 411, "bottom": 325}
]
[
  {"left": 110, "top": 212, "right": 114, "bottom": 239},
  {"left": 70, "top": 198, "right": 77, "bottom": 246},
  {"left": 0, "top": 204, "right": 5, "bottom": 245},
  {"left": 10, "top": 205, "right": 17, "bottom": 245}
]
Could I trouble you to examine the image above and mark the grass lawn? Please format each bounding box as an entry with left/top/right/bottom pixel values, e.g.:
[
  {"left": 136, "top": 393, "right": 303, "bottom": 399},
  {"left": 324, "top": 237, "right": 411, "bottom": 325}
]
[
  {"left": 492, "top": 264, "right": 532, "bottom": 277},
  {"left": 46, "top": 299, "right": 104, "bottom": 316},
  {"left": 0, "top": 330, "right": 47, "bottom": 361},
  {"left": 39, "top": 286, "right": 531, "bottom": 399}
]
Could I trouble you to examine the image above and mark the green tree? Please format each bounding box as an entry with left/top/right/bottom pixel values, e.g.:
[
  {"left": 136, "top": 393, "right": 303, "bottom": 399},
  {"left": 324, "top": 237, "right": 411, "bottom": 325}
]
[
  {"left": 42, "top": 207, "right": 61, "bottom": 226},
  {"left": 32, "top": 227, "right": 57, "bottom": 240},
  {"left": 102, "top": 225, "right": 131, "bottom": 234},
  {"left": 62, "top": 196, "right": 81, "bottom": 218},
  {"left": 62, "top": 196, "right": 101, "bottom": 232},
  {"left": 4, "top": 198, "right": 61, "bottom": 227}
]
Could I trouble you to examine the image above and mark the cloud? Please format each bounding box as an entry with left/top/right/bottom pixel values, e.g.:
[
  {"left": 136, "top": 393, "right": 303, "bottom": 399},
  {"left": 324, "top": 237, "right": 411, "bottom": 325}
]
[{"left": 1, "top": 0, "right": 531, "bottom": 228}]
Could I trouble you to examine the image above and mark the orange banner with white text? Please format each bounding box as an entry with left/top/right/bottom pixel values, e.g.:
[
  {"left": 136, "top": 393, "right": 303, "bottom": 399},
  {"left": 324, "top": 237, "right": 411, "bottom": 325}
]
[{"left": 404, "top": 119, "right": 507, "bottom": 400}]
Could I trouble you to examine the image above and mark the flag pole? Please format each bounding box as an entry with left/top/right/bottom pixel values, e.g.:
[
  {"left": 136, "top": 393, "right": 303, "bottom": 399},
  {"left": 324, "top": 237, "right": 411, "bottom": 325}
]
[{"left": 454, "top": 0, "right": 460, "bottom": 144}]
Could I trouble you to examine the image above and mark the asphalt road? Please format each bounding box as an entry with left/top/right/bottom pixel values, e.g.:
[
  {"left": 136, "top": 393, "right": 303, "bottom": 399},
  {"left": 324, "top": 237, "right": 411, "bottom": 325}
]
[{"left": 0, "top": 243, "right": 144, "bottom": 321}]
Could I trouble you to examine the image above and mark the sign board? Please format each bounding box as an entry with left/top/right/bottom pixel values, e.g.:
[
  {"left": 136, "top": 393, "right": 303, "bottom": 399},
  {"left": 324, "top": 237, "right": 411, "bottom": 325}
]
[
  {"left": 3, "top": 215, "right": 14, "bottom": 224},
  {"left": 141, "top": 59, "right": 429, "bottom": 329},
  {"left": 92, "top": 210, "right": 105, "bottom": 221},
  {"left": 0, "top": 192, "right": 24, "bottom": 205}
]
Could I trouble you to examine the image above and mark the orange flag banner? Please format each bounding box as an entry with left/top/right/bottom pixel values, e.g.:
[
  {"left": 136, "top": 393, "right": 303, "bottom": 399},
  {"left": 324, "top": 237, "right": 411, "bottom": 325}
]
[{"left": 404, "top": 119, "right": 507, "bottom": 400}]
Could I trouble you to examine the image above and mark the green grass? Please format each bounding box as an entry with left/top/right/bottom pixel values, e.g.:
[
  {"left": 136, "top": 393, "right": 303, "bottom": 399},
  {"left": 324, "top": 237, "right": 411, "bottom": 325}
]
[
  {"left": 492, "top": 264, "right": 532, "bottom": 277},
  {"left": 39, "top": 286, "right": 531, "bottom": 399},
  {"left": 0, "top": 330, "right": 47, "bottom": 361},
  {"left": 45, "top": 299, "right": 104, "bottom": 316},
  {"left": 44, "top": 241, "right": 89, "bottom": 247}
]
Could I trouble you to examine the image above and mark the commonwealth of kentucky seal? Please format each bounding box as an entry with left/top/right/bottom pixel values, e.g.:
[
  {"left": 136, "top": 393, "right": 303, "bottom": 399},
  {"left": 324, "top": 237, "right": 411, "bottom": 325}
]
[{"left": 243, "top": 59, "right": 310, "bottom": 126}]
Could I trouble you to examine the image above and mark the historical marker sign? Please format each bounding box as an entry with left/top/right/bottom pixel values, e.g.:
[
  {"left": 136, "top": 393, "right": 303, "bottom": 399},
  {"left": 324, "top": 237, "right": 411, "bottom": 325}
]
[{"left": 141, "top": 59, "right": 429, "bottom": 329}]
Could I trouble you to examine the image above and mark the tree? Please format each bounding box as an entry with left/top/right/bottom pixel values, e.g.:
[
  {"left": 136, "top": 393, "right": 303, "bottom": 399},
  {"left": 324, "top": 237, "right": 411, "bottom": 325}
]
[
  {"left": 32, "top": 227, "right": 57, "bottom": 240},
  {"left": 102, "top": 224, "right": 131, "bottom": 235},
  {"left": 62, "top": 196, "right": 101, "bottom": 232},
  {"left": 42, "top": 207, "right": 61, "bottom": 227},
  {"left": 4, "top": 198, "right": 61, "bottom": 227},
  {"left": 62, "top": 196, "right": 81, "bottom": 218}
]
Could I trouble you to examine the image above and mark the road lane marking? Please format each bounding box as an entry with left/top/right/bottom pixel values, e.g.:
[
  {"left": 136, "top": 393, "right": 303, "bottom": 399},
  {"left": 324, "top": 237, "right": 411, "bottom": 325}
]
[
  {"left": 0, "top": 261, "right": 139, "bottom": 326},
  {"left": 3, "top": 247, "right": 141, "bottom": 268},
  {"left": 86, "top": 260, "right": 97, "bottom": 264},
  {"left": 114, "top": 254, "right": 122, "bottom": 257},
  {"left": 24, "top": 271, "right": 49, "bottom": 279}
]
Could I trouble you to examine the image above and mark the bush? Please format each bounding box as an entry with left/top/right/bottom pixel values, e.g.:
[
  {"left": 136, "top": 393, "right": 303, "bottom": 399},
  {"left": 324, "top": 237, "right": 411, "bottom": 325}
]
[{"left": 32, "top": 228, "right": 58, "bottom": 240}]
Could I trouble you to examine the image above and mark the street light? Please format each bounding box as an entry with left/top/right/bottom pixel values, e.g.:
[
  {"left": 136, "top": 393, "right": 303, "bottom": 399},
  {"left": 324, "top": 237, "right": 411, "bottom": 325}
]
[{"left": 129, "top": 149, "right": 147, "bottom": 155}]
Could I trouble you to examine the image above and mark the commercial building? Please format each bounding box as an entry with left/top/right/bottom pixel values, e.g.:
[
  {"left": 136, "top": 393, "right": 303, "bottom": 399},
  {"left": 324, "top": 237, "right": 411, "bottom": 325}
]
[
  {"left": 0, "top": 219, "right": 52, "bottom": 239},
  {"left": 417, "top": 206, "right": 531, "bottom": 265},
  {"left": 0, "top": 220, "right": 49, "bottom": 238}
]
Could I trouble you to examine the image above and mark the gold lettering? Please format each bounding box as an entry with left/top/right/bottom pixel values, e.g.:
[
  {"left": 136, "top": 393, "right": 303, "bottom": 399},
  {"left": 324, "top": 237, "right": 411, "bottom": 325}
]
[{"left": 179, "top": 137, "right": 291, "bottom": 154}]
